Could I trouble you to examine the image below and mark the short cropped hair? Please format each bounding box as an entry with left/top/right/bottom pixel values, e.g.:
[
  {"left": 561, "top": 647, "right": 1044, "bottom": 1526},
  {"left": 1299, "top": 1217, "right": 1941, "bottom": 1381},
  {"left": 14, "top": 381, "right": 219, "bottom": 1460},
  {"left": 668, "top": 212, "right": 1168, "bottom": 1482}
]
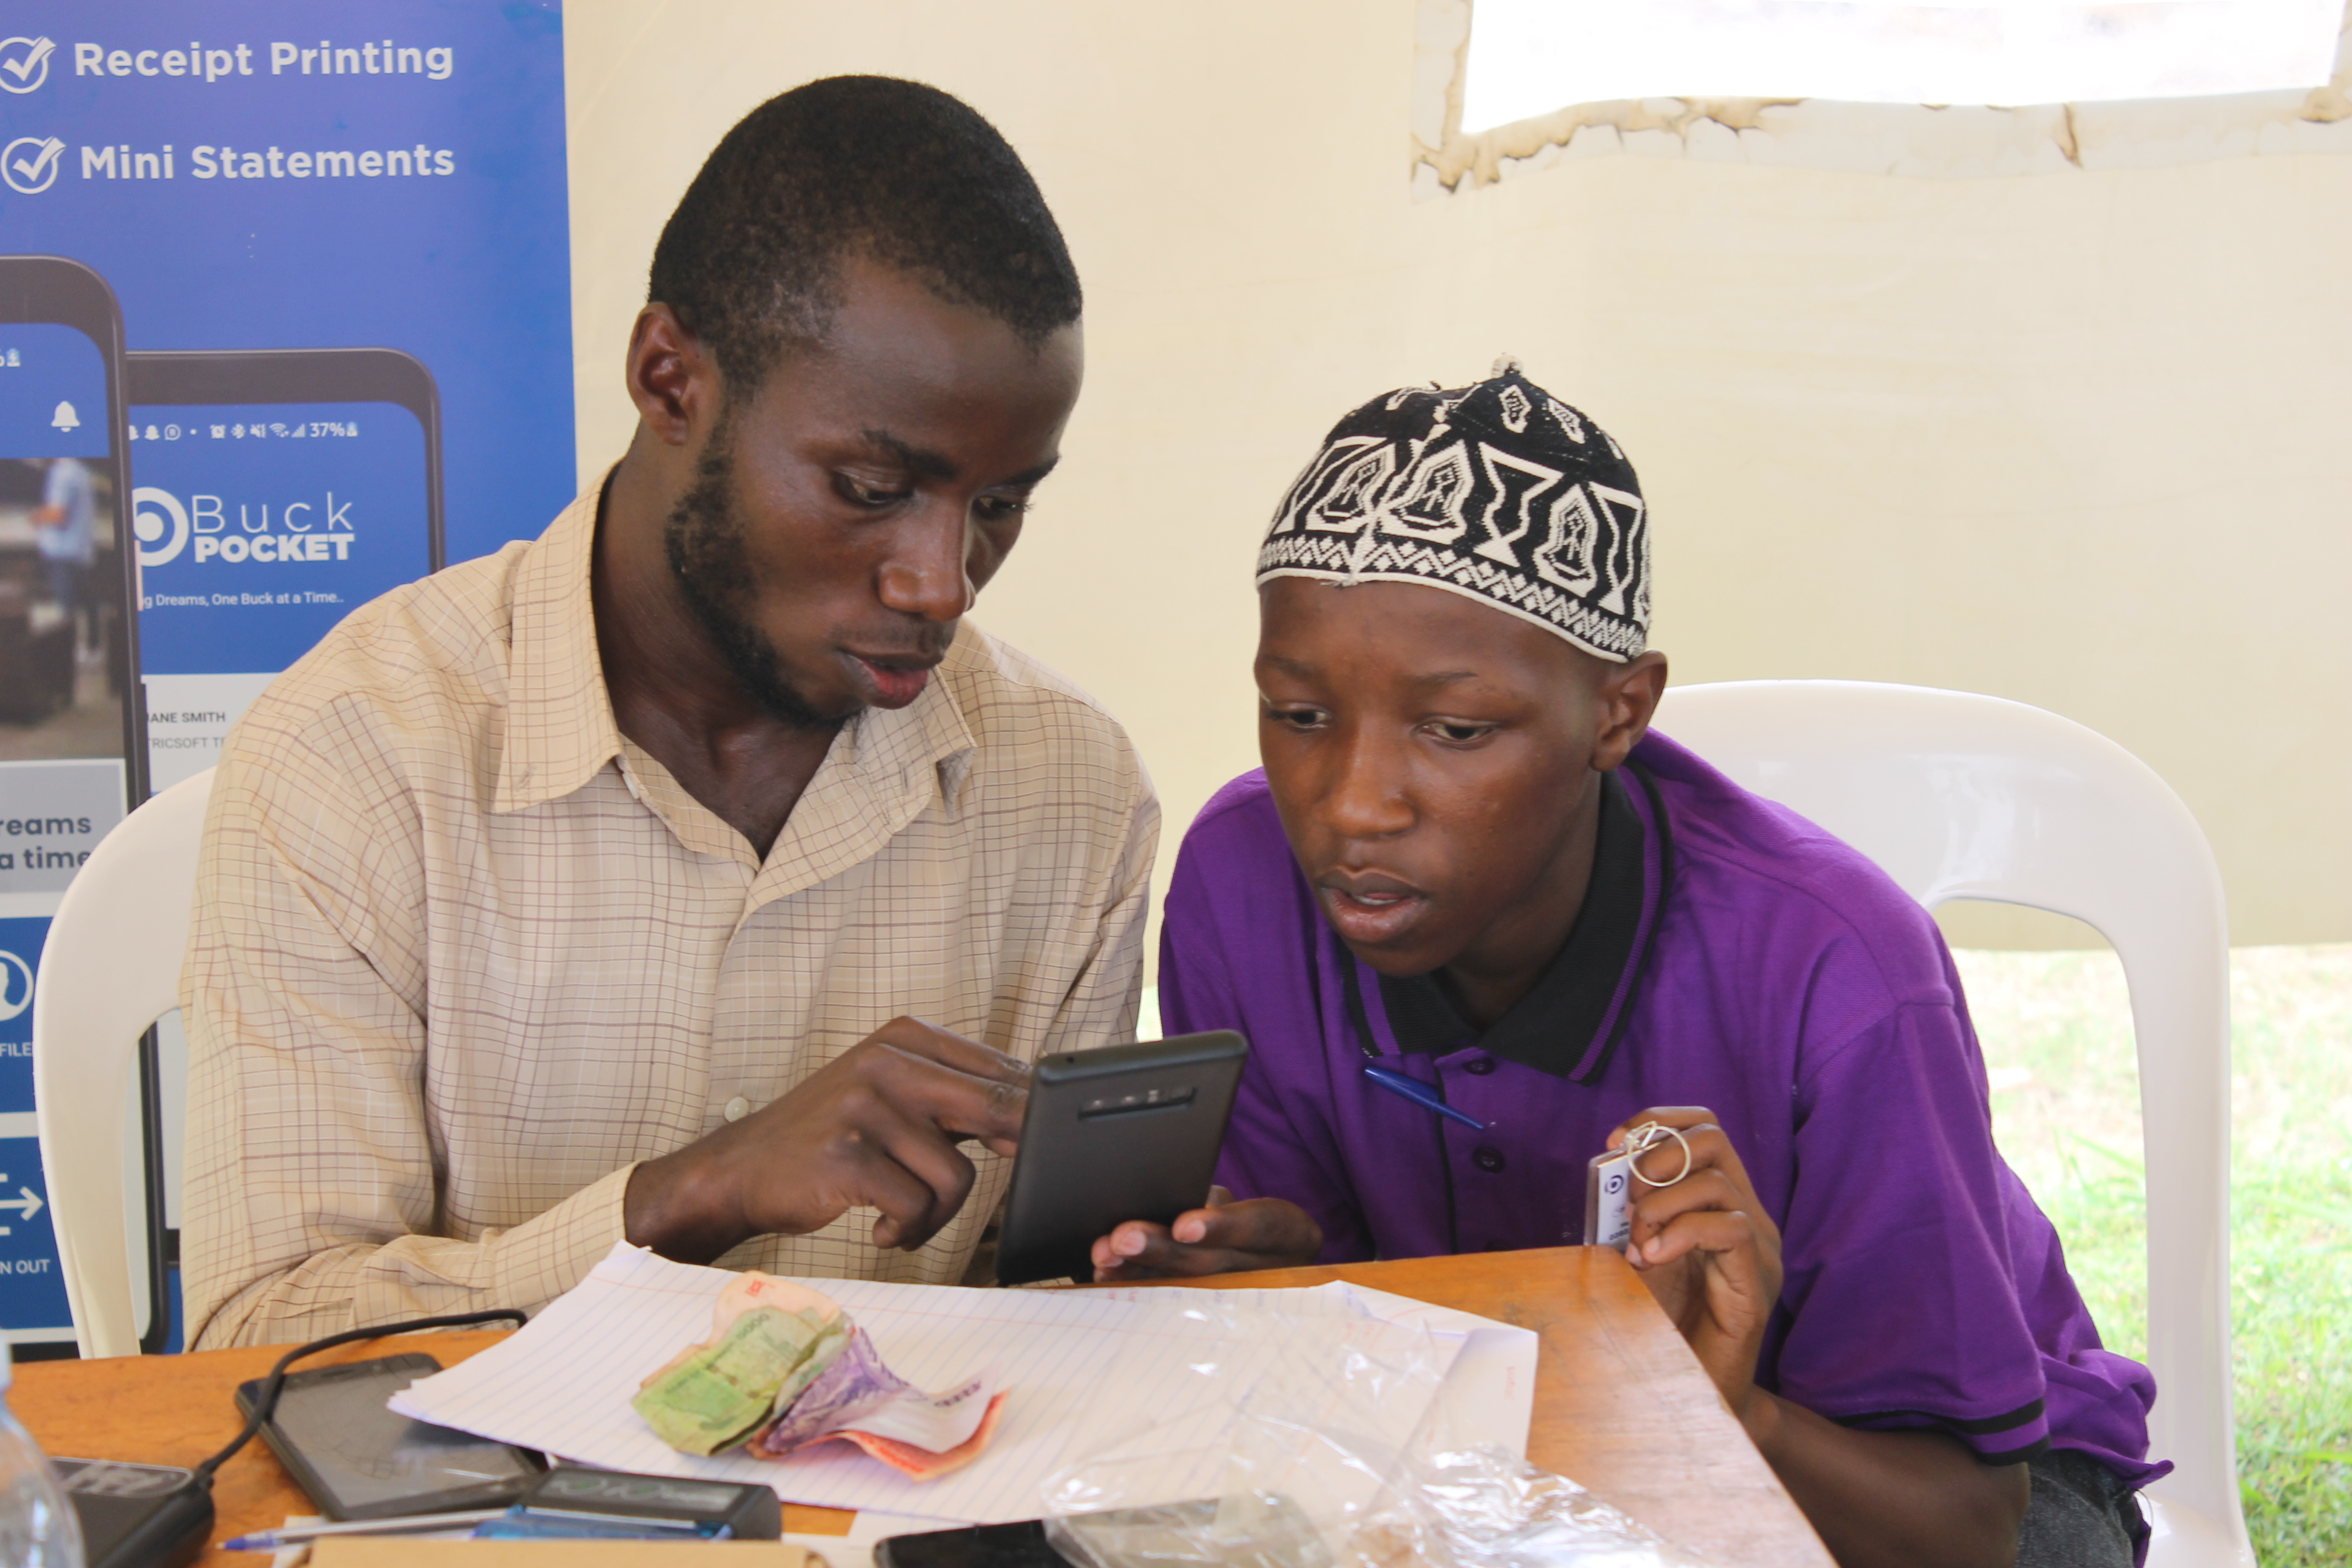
[{"left": 649, "top": 76, "right": 1082, "bottom": 393}]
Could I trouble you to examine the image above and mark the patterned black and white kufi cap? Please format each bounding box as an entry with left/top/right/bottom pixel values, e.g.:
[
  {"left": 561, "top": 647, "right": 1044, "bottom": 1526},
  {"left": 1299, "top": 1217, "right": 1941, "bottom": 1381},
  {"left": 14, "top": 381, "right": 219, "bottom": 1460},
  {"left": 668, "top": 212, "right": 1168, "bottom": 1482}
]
[{"left": 1256, "top": 359, "right": 1649, "bottom": 662}]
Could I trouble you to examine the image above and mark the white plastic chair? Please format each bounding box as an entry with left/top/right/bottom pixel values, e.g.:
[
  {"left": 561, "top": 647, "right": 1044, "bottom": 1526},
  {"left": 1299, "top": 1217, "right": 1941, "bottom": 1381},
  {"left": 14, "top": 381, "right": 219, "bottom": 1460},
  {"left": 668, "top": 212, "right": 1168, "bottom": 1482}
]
[
  {"left": 1651, "top": 680, "right": 2248, "bottom": 1567},
  {"left": 31, "top": 766, "right": 215, "bottom": 1359}
]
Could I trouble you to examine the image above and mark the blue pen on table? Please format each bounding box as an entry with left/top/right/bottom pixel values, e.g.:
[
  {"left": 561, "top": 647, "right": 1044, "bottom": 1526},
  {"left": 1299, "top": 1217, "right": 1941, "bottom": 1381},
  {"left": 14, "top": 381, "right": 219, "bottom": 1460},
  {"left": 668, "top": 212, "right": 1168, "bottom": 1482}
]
[
  {"left": 220, "top": 1509, "right": 509, "bottom": 1551},
  {"left": 472, "top": 1510, "right": 729, "bottom": 1542},
  {"left": 1362, "top": 1063, "right": 1485, "bottom": 1130},
  {"left": 222, "top": 1506, "right": 726, "bottom": 1551}
]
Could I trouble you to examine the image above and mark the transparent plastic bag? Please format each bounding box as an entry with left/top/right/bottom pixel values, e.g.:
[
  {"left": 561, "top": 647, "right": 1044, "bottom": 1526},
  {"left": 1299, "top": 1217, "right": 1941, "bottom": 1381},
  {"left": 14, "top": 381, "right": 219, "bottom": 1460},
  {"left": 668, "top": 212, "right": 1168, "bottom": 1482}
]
[
  {"left": 1039, "top": 1287, "right": 1450, "bottom": 1568},
  {"left": 1341, "top": 1445, "right": 1710, "bottom": 1568},
  {"left": 1038, "top": 1288, "right": 1706, "bottom": 1568}
]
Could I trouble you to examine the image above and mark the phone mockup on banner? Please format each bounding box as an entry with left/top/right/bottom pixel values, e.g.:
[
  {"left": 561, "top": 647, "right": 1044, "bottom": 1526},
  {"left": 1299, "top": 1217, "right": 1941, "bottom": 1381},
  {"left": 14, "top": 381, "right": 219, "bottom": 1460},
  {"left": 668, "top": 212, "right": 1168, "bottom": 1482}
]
[
  {"left": 0, "top": 255, "right": 142, "bottom": 1350},
  {"left": 0, "top": 257, "right": 141, "bottom": 776},
  {"left": 126, "top": 350, "right": 448, "bottom": 1343},
  {"left": 128, "top": 349, "right": 445, "bottom": 793}
]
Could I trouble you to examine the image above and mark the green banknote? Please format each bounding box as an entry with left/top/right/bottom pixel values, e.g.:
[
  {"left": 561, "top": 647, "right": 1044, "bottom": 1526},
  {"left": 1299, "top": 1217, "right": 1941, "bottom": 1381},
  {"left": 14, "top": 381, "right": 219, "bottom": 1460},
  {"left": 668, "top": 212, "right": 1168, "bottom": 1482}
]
[{"left": 631, "top": 1303, "right": 853, "bottom": 1456}]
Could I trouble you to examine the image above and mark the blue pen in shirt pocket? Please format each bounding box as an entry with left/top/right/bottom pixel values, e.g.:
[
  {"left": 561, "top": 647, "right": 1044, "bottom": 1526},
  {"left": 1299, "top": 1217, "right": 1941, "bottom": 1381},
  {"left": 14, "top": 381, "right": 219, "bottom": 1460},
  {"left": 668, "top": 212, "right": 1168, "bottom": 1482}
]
[{"left": 1362, "top": 1063, "right": 1486, "bottom": 1130}]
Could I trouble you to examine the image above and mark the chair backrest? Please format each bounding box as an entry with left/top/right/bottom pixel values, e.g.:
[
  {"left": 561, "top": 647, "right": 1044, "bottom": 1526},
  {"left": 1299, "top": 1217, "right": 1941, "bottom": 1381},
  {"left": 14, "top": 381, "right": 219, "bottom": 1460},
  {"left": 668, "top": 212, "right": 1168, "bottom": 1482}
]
[
  {"left": 31, "top": 766, "right": 215, "bottom": 1358},
  {"left": 1651, "top": 681, "right": 2248, "bottom": 1566}
]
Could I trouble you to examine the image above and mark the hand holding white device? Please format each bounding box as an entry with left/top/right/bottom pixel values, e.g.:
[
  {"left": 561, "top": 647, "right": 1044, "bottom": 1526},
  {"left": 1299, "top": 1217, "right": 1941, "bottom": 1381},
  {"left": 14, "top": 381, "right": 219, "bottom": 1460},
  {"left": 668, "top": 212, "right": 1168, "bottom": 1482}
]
[{"left": 1582, "top": 1120, "right": 1695, "bottom": 1248}]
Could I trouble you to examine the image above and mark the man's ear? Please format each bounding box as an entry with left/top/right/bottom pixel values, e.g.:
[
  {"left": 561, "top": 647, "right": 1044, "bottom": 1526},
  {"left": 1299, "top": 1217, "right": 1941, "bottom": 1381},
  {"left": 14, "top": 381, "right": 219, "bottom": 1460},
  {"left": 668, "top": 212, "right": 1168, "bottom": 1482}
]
[
  {"left": 1592, "top": 650, "right": 1669, "bottom": 772},
  {"left": 627, "top": 304, "right": 721, "bottom": 449}
]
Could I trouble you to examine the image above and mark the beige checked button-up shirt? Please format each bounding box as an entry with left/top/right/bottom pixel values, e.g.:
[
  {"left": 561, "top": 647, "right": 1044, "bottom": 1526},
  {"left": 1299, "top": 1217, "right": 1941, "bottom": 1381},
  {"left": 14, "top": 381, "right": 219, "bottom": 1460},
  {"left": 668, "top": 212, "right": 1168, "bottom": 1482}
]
[{"left": 183, "top": 490, "right": 1156, "bottom": 1349}]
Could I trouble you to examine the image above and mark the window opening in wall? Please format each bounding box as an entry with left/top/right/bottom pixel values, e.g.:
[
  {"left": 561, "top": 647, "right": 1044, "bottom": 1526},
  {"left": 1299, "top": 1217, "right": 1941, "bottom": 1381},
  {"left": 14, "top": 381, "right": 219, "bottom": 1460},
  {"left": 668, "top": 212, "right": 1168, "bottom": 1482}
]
[{"left": 1461, "top": 0, "right": 2346, "bottom": 132}]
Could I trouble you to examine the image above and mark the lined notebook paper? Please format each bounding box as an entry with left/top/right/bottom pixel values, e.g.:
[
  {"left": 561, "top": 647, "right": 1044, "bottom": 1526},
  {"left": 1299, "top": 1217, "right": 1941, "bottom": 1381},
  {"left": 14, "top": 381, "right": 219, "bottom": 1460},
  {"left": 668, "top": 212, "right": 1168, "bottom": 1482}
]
[{"left": 390, "top": 1244, "right": 1533, "bottom": 1526}]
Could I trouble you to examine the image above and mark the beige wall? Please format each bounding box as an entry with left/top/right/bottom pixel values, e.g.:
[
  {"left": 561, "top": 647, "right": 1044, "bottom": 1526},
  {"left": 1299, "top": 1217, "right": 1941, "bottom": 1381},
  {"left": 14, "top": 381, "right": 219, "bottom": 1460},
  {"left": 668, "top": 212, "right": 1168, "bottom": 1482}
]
[{"left": 565, "top": 1, "right": 2352, "bottom": 954}]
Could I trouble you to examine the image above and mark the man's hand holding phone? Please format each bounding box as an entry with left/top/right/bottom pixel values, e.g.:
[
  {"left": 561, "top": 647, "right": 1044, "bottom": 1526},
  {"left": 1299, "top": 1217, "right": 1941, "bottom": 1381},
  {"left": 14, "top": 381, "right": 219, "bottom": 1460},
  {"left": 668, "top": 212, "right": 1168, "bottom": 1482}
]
[
  {"left": 1088, "top": 1188, "right": 1323, "bottom": 1281},
  {"left": 624, "top": 1015, "right": 1029, "bottom": 1265}
]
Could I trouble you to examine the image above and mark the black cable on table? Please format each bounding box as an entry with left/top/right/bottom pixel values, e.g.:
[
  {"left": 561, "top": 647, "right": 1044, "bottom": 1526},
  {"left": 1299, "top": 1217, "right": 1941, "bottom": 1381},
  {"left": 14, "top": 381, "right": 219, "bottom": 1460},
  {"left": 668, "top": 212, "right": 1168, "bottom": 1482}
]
[{"left": 186, "top": 1307, "right": 528, "bottom": 1490}]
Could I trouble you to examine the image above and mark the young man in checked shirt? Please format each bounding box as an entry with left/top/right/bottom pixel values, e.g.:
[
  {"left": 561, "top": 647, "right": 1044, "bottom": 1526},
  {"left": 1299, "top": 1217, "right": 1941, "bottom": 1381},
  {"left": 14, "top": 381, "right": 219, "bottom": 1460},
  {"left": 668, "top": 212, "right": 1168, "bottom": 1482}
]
[{"left": 183, "top": 79, "right": 1156, "bottom": 1347}]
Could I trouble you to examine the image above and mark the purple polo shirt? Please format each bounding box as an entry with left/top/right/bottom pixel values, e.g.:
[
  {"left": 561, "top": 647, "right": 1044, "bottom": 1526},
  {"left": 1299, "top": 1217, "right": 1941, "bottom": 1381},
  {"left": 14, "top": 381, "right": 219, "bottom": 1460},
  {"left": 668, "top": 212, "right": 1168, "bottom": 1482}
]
[{"left": 1160, "top": 732, "right": 2164, "bottom": 1485}]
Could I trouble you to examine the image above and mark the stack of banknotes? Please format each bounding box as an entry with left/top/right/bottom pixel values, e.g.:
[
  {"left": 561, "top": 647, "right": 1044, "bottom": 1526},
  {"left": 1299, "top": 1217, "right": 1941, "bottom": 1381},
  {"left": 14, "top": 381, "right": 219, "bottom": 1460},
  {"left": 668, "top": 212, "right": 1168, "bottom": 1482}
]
[{"left": 632, "top": 1273, "right": 1008, "bottom": 1480}]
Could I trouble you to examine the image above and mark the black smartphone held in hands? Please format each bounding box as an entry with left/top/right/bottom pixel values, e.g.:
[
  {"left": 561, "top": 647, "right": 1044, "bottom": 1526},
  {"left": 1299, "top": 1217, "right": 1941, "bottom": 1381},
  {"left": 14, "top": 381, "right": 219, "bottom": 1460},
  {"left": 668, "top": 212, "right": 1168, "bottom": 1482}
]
[
  {"left": 232, "top": 1353, "right": 543, "bottom": 1521},
  {"left": 994, "top": 1031, "right": 1249, "bottom": 1286}
]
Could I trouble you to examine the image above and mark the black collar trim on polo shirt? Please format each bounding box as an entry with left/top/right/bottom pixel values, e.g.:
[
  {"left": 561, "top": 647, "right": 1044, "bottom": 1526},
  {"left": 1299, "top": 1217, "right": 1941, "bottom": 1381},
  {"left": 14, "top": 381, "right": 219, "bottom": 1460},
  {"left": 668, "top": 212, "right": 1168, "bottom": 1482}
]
[{"left": 1360, "top": 760, "right": 1672, "bottom": 1084}]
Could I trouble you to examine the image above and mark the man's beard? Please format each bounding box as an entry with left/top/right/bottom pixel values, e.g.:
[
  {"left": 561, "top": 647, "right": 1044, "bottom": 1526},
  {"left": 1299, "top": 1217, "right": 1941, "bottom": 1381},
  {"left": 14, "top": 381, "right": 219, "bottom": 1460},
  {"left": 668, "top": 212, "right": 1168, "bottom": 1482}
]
[{"left": 662, "top": 432, "right": 844, "bottom": 730}]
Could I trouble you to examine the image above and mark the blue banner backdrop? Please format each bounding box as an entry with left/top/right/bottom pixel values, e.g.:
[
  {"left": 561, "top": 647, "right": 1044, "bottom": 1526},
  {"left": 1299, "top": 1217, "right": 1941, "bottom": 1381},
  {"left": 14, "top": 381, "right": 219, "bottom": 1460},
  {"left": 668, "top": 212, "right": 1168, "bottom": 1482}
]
[{"left": 0, "top": 1, "right": 573, "bottom": 1349}]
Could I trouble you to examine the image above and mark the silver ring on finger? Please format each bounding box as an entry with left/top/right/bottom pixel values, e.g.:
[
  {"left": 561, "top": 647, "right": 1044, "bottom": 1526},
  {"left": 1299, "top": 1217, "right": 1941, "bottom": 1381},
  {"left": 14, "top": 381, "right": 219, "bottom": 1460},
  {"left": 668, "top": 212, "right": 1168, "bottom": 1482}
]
[{"left": 1624, "top": 1121, "right": 1695, "bottom": 1188}]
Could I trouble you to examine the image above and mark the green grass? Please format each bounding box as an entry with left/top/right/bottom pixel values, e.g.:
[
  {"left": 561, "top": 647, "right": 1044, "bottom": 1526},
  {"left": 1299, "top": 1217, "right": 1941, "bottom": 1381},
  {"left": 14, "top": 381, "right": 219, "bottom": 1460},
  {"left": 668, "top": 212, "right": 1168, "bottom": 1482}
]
[{"left": 1955, "top": 943, "right": 2352, "bottom": 1568}]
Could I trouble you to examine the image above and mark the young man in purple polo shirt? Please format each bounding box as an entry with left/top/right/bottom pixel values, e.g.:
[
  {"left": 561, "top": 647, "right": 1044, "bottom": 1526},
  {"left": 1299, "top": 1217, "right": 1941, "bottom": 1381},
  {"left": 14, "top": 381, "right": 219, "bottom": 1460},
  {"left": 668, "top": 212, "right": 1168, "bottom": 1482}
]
[{"left": 1090, "top": 365, "right": 2163, "bottom": 1568}]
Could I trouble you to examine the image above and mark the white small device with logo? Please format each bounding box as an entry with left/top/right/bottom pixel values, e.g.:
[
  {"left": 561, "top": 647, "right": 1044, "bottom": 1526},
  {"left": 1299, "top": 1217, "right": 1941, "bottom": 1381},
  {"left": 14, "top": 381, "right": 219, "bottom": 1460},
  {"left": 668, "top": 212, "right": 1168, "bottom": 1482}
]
[{"left": 1581, "top": 1121, "right": 1693, "bottom": 1248}]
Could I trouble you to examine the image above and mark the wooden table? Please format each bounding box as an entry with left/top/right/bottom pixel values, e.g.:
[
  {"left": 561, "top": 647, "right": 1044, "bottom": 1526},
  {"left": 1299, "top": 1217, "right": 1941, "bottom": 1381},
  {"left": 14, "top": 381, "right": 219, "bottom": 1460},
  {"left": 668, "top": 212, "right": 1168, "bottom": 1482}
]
[{"left": 14, "top": 1247, "right": 1828, "bottom": 1567}]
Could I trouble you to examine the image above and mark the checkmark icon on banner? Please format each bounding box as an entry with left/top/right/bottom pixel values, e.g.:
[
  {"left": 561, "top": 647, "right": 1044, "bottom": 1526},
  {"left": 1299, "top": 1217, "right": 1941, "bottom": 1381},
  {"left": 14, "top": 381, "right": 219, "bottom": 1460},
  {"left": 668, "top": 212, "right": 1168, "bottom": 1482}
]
[
  {"left": 3, "top": 135, "right": 64, "bottom": 194},
  {"left": 0, "top": 36, "right": 53, "bottom": 92},
  {"left": 13, "top": 139, "right": 61, "bottom": 182}
]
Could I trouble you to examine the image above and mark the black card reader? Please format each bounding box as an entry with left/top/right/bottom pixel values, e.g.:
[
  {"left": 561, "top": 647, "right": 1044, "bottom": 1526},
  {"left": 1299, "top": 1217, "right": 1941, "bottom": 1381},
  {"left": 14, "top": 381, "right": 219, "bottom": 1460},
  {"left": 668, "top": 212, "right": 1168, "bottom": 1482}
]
[
  {"left": 56, "top": 1460, "right": 213, "bottom": 1568},
  {"left": 515, "top": 1467, "right": 782, "bottom": 1540}
]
